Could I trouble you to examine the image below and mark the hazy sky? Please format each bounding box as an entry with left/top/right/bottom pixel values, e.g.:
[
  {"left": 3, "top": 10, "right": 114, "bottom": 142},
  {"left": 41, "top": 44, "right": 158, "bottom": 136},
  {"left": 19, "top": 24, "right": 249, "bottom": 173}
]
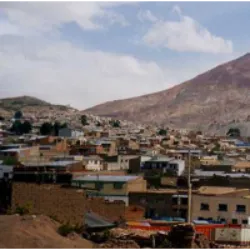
[{"left": 0, "top": 2, "right": 249, "bottom": 109}]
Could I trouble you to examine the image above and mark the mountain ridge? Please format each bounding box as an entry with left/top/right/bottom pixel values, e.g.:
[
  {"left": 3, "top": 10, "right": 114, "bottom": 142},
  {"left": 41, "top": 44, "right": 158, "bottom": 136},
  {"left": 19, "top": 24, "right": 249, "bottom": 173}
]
[{"left": 84, "top": 53, "right": 250, "bottom": 132}]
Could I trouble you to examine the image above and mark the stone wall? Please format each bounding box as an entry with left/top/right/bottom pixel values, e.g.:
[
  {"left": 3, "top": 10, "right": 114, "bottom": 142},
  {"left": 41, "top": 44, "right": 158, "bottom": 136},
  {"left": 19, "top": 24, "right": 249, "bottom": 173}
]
[{"left": 12, "top": 183, "right": 86, "bottom": 225}]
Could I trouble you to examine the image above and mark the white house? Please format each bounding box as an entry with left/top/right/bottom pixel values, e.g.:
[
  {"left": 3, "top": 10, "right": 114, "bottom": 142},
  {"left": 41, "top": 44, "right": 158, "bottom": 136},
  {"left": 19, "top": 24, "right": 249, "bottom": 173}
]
[{"left": 83, "top": 156, "right": 104, "bottom": 171}]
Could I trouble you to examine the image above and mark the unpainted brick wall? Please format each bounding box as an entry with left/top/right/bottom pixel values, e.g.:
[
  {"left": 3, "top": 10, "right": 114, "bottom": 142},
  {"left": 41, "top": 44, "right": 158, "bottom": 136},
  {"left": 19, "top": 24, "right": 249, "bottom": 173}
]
[
  {"left": 86, "top": 197, "right": 126, "bottom": 222},
  {"left": 12, "top": 183, "right": 86, "bottom": 226},
  {"left": 12, "top": 183, "right": 128, "bottom": 225}
]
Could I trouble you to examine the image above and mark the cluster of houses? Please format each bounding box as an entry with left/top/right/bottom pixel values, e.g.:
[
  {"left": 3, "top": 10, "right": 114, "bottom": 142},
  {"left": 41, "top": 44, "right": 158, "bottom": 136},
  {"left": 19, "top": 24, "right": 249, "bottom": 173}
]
[{"left": 2, "top": 111, "right": 250, "bottom": 229}]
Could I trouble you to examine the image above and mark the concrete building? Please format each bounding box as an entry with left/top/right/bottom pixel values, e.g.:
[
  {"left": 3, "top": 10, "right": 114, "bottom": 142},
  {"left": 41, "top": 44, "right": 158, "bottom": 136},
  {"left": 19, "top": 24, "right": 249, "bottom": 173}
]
[
  {"left": 191, "top": 186, "right": 250, "bottom": 224},
  {"left": 142, "top": 156, "right": 185, "bottom": 176},
  {"left": 58, "top": 128, "right": 84, "bottom": 138},
  {"left": 83, "top": 156, "right": 104, "bottom": 171},
  {"left": 129, "top": 189, "right": 189, "bottom": 219},
  {"left": 72, "top": 175, "right": 146, "bottom": 206}
]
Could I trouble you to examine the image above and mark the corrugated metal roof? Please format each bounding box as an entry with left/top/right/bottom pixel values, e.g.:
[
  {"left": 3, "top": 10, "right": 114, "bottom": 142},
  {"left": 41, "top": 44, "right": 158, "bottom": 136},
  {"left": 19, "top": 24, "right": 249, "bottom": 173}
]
[
  {"left": 0, "top": 148, "right": 30, "bottom": 153},
  {"left": 85, "top": 212, "right": 115, "bottom": 228},
  {"left": 73, "top": 175, "right": 139, "bottom": 182},
  {"left": 23, "top": 160, "right": 79, "bottom": 167}
]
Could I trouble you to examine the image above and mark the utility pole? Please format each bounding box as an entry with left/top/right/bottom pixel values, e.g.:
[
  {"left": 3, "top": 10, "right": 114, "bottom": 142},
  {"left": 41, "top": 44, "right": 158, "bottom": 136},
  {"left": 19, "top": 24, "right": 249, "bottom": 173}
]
[{"left": 187, "top": 149, "right": 192, "bottom": 223}]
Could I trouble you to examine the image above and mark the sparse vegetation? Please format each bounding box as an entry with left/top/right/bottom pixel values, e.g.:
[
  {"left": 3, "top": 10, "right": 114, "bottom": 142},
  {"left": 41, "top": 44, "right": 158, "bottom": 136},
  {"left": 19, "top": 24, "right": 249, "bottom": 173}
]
[
  {"left": 15, "top": 202, "right": 33, "bottom": 215},
  {"left": 57, "top": 222, "right": 84, "bottom": 237}
]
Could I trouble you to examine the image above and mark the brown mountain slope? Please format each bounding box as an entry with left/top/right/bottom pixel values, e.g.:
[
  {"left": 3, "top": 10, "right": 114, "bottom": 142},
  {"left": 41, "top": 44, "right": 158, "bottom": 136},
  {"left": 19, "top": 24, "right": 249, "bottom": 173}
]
[
  {"left": 0, "top": 95, "right": 76, "bottom": 117},
  {"left": 85, "top": 53, "right": 250, "bottom": 130}
]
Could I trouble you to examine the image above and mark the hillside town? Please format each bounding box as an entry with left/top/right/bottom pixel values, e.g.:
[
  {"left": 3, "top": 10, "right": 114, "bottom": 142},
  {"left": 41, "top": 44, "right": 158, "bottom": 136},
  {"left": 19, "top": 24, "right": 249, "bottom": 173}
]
[{"left": 1, "top": 106, "right": 250, "bottom": 248}]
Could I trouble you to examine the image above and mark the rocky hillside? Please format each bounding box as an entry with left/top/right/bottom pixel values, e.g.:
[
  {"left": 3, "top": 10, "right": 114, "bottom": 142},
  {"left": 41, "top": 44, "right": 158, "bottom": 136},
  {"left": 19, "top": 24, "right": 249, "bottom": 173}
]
[
  {"left": 85, "top": 53, "right": 250, "bottom": 133},
  {"left": 0, "top": 96, "right": 76, "bottom": 117}
]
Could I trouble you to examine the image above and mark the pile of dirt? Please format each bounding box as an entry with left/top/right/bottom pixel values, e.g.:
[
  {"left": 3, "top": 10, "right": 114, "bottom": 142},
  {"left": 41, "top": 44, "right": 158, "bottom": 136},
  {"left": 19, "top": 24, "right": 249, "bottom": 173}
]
[
  {"left": 97, "top": 239, "right": 140, "bottom": 248},
  {"left": 0, "top": 214, "right": 93, "bottom": 248}
]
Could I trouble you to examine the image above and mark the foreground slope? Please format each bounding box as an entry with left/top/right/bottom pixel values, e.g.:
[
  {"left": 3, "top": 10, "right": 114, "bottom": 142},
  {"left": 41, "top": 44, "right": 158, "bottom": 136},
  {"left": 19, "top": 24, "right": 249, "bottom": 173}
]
[
  {"left": 85, "top": 53, "right": 250, "bottom": 131},
  {"left": 0, "top": 215, "right": 93, "bottom": 248}
]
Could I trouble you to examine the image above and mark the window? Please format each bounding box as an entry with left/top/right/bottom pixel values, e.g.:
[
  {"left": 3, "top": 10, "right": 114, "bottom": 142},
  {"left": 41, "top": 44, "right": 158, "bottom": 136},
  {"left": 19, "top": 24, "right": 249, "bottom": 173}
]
[
  {"left": 172, "top": 197, "right": 178, "bottom": 205},
  {"left": 236, "top": 205, "right": 246, "bottom": 213},
  {"left": 113, "top": 183, "right": 123, "bottom": 189},
  {"left": 218, "top": 204, "right": 228, "bottom": 212},
  {"left": 198, "top": 217, "right": 204, "bottom": 220},
  {"left": 95, "top": 182, "right": 103, "bottom": 190},
  {"left": 220, "top": 218, "right": 226, "bottom": 223},
  {"left": 181, "top": 198, "right": 188, "bottom": 205},
  {"left": 200, "top": 203, "right": 209, "bottom": 211},
  {"left": 242, "top": 219, "right": 248, "bottom": 225},
  {"left": 232, "top": 219, "right": 238, "bottom": 224}
]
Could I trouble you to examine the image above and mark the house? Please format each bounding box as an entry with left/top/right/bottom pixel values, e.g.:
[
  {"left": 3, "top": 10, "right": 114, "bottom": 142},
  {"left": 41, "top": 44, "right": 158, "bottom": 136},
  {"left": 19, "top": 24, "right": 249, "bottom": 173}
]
[
  {"left": 191, "top": 186, "right": 250, "bottom": 224},
  {"left": 129, "top": 189, "right": 192, "bottom": 220},
  {"left": 0, "top": 147, "right": 31, "bottom": 162},
  {"left": 200, "top": 155, "right": 219, "bottom": 166},
  {"left": 142, "top": 156, "right": 185, "bottom": 176},
  {"left": 232, "top": 161, "right": 250, "bottom": 173},
  {"left": 83, "top": 156, "right": 104, "bottom": 171},
  {"left": 0, "top": 163, "right": 13, "bottom": 179},
  {"left": 72, "top": 175, "right": 146, "bottom": 206},
  {"left": 58, "top": 128, "right": 84, "bottom": 138}
]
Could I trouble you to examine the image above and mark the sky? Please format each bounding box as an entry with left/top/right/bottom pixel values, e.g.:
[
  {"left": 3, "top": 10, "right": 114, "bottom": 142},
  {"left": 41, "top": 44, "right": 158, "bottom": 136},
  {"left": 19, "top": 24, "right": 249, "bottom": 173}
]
[{"left": 0, "top": 1, "right": 250, "bottom": 110}]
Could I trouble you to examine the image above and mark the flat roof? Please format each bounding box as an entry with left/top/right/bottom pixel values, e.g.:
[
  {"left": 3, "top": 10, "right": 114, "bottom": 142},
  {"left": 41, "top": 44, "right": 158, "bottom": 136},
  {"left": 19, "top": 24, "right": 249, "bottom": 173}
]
[
  {"left": 0, "top": 148, "right": 30, "bottom": 153},
  {"left": 197, "top": 186, "right": 240, "bottom": 196},
  {"left": 73, "top": 175, "right": 139, "bottom": 182},
  {"left": 23, "top": 160, "right": 79, "bottom": 167}
]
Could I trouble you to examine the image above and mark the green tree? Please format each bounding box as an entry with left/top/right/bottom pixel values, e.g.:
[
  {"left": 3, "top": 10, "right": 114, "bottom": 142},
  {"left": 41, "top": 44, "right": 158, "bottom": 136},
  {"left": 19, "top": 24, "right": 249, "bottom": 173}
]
[
  {"left": 22, "top": 121, "right": 32, "bottom": 134},
  {"left": 53, "top": 121, "right": 60, "bottom": 136},
  {"left": 10, "top": 120, "right": 32, "bottom": 135},
  {"left": 3, "top": 157, "right": 18, "bottom": 166},
  {"left": 0, "top": 116, "right": 4, "bottom": 121},
  {"left": 80, "top": 115, "right": 88, "bottom": 126},
  {"left": 158, "top": 129, "right": 167, "bottom": 136},
  {"left": 53, "top": 122, "right": 68, "bottom": 136},
  {"left": 10, "top": 120, "right": 23, "bottom": 135},
  {"left": 14, "top": 110, "right": 23, "bottom": 120},
  {"left": 110, "top": 120, "right": 120, "bottom": 128},
  {"left": 96, "top": 121, "right": 101, "bottom": 127},
  {"left": 227, "top": 127, "right": 241, "bottom": 137},
  {"left": 40, "top": 122, "right": 53, "bottom": 135}
]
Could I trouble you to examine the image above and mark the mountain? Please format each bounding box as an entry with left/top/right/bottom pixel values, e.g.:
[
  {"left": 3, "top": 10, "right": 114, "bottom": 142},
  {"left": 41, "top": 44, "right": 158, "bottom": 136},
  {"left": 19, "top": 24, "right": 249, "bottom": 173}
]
[
  {"left": 0, "top": 96, "right": 76, "bottom": 117},
  {"left": 85, "top": 53, "right": 250, "bottom": 133}
]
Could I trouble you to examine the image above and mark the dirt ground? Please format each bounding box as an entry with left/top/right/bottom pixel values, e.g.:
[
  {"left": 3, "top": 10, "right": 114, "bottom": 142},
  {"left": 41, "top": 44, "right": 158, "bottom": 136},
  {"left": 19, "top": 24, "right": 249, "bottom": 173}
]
[{"left": 0, "top": 214, "right": 93, "bottom": 248}]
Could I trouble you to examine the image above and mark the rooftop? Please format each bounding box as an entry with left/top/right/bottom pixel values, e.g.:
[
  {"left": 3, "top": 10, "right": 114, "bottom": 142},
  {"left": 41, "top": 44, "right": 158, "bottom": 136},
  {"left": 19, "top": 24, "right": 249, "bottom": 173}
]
[
  {"left": 22, "top": 160, "right": 79, "bottom": 167},
  {"left": 0, "top": 147, "right": 31, "bottom": 153},
  {"left": 84, "top": 212, "right": 114, "bottom": 228},
  {"left": 73, "top": 175, "right": 139, "bottom": 182},
  {"left": 233, "top": 161, "right": 250, "bottom": 169},
  {"left": 197, "top": 186, "right": 238, "bottom": 196}
]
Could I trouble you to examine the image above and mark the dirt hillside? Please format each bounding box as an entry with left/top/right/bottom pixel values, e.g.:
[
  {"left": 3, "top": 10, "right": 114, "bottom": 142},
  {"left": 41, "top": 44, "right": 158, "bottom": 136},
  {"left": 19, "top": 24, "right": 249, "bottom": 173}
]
[{"left": 0, "top": 214, "right": 93, "bottom": 248}]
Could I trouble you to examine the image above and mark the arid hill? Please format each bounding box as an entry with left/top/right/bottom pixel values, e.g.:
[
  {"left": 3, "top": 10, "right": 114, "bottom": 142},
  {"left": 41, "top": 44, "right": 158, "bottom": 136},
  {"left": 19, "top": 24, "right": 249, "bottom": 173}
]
[
  {"left": 85, "top": 53, "right": 250, "bottom": 133},
  {"left": 0, "top": 95, "right": 76, "bottom": 118}
]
